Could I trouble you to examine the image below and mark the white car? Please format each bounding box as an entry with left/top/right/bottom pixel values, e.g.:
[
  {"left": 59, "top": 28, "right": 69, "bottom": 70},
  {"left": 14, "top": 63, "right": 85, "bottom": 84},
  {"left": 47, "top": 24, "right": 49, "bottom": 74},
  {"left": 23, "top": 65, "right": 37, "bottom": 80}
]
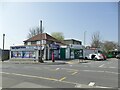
[
  {"left": 116, "top": 54, "right": 120, "bottom": 59},
  {"left": 88, "top": 53, "right": 104, "bottom": 60}
]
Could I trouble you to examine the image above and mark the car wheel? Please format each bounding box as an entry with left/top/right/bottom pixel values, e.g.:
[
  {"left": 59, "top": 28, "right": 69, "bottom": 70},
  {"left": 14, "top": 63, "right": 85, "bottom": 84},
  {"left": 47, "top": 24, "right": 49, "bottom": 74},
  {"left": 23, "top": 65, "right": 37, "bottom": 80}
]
[
  {"left": 85, "top": 57, "right": 88, "bottom": 60},
  {"left": 91, "top": 55, "right": 95, "bottom": 60},
  {"left": 104, "top": 58, "right": 106, "bottom": 60},
  {"left": 94, "top": 58, "right": 98, "bottom": 61}
]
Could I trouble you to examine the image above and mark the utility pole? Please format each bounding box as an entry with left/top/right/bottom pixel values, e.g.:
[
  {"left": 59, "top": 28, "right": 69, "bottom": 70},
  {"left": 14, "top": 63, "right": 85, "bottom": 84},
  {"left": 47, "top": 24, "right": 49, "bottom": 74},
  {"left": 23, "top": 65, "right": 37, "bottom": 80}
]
[
  {"left": 84, "top": 31, "right": 86, "bottom": 47},
  {"left": 2, "top": 34, "right": 5, "bottom": 62},
  {"left": 3, "top": 34, "right": 5, "bottom": 50},
  {"left": 38, "top": 20, "right": 44, "bottom": 63}
]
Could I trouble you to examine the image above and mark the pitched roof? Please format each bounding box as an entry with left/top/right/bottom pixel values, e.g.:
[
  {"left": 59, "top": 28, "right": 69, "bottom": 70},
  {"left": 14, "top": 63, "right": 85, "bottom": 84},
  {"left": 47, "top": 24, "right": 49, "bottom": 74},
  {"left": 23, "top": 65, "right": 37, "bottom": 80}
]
[
  {"left": 64, "top": 39, "right": 81, "bottom": 42},
  {"left": 23, "top": 33, "right": 66, "bottom": 45},
  {"left": 24, "top": 33, "right": 57, "bottom": 42}
]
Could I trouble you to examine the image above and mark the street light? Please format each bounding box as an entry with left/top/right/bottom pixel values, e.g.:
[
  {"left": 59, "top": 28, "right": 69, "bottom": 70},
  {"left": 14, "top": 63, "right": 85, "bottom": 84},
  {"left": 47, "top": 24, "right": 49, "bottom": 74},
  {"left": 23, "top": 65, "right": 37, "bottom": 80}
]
[
  {"left": 2, "top": 34, "right": 5, "bottom": 62},
  {"left": 3, "top": 34, "right": 5, "bottom": 50},
  {"left": 84, "top": 31, "right": 86, "bottom": 47},
  {"left": 38, "top": 20, "right": 44, "bottom": 63}
]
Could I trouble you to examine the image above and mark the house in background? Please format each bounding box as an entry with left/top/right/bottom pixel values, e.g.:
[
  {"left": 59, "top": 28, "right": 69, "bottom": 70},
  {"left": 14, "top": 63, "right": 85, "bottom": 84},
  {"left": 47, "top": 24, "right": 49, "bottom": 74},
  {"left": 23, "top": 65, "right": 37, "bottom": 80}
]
[
  {"left": 60, "top": 39, "right": 83, "bottom": 60},
  {"left": 63, "top": 39, "right": 82, "bottom": 45}
]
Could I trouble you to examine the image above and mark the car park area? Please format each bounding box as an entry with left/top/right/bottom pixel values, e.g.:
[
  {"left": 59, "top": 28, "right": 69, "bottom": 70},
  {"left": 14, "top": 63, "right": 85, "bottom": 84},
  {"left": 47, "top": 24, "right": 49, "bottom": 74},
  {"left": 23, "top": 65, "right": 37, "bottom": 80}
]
[{"left": 1, "top": 58, "right": 118, "bottom": 88}]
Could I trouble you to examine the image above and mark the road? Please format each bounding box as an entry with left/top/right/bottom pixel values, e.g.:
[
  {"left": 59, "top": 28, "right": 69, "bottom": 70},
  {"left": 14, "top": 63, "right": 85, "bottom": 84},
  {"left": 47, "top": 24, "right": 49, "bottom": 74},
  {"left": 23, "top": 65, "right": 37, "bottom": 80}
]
[{"left": 0, "top": 58, "right": 119, "bottom": 89}]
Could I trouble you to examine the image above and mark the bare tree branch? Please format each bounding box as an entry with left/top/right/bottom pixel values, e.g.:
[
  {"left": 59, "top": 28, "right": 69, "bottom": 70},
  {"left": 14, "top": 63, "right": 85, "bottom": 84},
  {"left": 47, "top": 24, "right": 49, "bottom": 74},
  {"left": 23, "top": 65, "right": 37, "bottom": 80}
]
[
  {"left": 27, "top": 27, "right": 44, "bottom": 39},
  {"left": 91, "top": 31, "right": 101, "bottom": 48}
]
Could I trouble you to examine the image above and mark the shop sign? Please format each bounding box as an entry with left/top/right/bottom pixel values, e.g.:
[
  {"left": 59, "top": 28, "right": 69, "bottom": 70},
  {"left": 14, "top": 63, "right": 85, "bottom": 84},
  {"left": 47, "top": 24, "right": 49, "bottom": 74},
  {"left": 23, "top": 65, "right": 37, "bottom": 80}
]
[{"left": 50, "top": 44, "right": 60, "bottom": 49}]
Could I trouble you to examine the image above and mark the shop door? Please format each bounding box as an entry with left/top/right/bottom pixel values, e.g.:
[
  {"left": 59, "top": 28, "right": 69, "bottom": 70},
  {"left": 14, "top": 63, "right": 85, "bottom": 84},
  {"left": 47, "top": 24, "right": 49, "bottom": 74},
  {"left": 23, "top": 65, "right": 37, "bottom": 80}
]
[
  {"left": 60, "top": 48, "right": 66, "bottom": 59},
  {"left": 74, "top": 49, "right": 83, "bottom": 59}
]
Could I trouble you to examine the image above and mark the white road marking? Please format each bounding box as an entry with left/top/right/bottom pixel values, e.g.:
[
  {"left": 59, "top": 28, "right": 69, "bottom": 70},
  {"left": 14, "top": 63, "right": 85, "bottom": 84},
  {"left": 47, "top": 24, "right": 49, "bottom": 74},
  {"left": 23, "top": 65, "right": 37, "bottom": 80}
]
[
  {"left": 82, "top": 70, "right": 103, "bottom": 73},
  {"left": 61, "top": 68, "right": 78, "bottom": 71},
  {"left": 105, "top": 71, "right": 119, "bottom": 74},
  {"left": 99, "top": 64, "right": 105, "bottom": 67},
  {"left": 61, "top": 68, "right": 118, "bottom": 74},
  {"left": 69, "top": 65, "right": 73, "bottom": 66},
  {"left": 0, "top": 72, "right": 10, "bottom": 74},
  {"left": 82, "top": 70, "right": 119, "bottom": 74},
  {"left": 109, "top": 67, "right": 116, "bottom": 68},
  {"left": 56, "top": 68, "right": 60, "bottom": 70},
  {"left": 95, "top": 86, "right": 112, "bottom": 88},
  {"left": 88, "top": 82, "right": 95, "bottom": 86}
]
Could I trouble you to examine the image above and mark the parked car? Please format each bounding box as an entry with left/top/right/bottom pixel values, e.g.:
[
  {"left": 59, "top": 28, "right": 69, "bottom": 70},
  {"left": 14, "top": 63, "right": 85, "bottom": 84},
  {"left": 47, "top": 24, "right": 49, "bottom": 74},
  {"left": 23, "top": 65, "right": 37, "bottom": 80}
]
[
  {"left": 116, "top": 54, "right": 120, "bottom": 59},
  {"left": 101, "top": 54, "right": 107, "bottom": 60},
  {"left": 88, "top": 53, "right": 105, "bottom": 60}
]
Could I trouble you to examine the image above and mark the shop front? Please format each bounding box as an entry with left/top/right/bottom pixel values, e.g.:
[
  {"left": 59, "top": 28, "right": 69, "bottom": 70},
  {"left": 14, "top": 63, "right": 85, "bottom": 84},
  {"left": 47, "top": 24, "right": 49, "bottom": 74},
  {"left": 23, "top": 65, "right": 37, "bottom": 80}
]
[
  {"left": 49, "top": 43, "right": 60, "bottom": 60},
  {"left": 10, "top": 46, "right": 38, "bottom": 59},
  {"left": 70, "top": 44, "right": 84, "bottom": 59},
  {"left": 10, "top": 44, "right": 60, "bottom": 60},
  {"left": 60, "top": 44, "right": 84, "bottom": 60}
]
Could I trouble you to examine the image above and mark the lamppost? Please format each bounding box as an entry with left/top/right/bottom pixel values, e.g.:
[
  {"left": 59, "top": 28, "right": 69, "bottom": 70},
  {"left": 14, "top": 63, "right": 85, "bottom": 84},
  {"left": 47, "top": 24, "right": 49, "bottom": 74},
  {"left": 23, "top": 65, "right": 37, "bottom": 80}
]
[
  {"left": 3, "top": 34, "right": 5, "bottom": 50},
  {"left": 38, "top": 20, "right": 44, "bottom": 63},
  {"left": 84, "top": 31, "right": 86, "bottom": 47},
  {"left": 2, "top": 34, "right": 5, "bottom": 62}
]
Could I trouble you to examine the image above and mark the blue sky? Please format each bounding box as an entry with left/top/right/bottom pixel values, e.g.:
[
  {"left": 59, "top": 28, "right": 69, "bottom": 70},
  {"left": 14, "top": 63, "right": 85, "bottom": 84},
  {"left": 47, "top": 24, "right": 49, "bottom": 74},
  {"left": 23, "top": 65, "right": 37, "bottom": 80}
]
[{"left": 0, "top": 2, "right": 118, "bottom": 49}]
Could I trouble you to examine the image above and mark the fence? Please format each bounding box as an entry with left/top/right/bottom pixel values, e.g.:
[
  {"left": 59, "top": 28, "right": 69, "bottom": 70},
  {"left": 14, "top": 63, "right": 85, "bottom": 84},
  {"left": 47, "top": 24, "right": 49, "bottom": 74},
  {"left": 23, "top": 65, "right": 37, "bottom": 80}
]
[{"left": 0, "top": 49, "right": 10, "bottom": 61}]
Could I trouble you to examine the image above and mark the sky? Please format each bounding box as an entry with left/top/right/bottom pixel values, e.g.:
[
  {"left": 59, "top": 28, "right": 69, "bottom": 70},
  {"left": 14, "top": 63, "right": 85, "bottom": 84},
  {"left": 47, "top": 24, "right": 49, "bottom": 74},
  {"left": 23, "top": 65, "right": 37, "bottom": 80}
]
[{"left": 0, "top": 1, "right": 118, "bottom": 49}]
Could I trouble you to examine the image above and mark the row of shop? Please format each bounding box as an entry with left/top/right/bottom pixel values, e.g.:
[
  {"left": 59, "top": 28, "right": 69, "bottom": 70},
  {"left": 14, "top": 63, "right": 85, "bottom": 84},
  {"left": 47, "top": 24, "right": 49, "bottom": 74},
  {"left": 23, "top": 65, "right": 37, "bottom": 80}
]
[{"left": 10, "top": 44, "right": 85, "bottom": 60}]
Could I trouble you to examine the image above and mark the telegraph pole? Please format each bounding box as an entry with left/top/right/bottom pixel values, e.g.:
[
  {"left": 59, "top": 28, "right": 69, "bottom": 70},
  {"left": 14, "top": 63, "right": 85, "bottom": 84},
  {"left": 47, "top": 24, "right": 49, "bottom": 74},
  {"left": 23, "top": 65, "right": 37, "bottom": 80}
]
[
  {"left": 84, "top": 31, "right": 86, "bottom": 47},
  {"left": 2, "top": 34, "right": 5, "bottom": 62},
  {"left": 3, "top": 34, "right": 5, "bottom": 50},
  {"left": 38, "top": 20, "right": 44, "bottom": 63}
]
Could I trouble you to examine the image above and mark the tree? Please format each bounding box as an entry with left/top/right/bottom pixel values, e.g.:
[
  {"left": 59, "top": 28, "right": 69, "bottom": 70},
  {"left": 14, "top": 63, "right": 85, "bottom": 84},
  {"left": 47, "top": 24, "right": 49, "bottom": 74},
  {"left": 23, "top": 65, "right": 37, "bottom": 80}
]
[
  {"left": 27, "top": 27, "right": 44, "bottom": 39},
  {"left": 51, "top": 32, "right": 64, "bottom": 41},
  {"left": 102, "top": 41, "right": 118, "bottom": 53},
  {"left": 91, "top": 32, "right": 101, "bottom": 48}
]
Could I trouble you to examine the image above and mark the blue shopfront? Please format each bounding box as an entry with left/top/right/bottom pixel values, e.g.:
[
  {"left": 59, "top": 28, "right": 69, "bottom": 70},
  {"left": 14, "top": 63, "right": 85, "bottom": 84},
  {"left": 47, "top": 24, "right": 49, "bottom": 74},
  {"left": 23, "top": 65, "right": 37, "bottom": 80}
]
[
  {"left": 49, "top": 43, "right": 60, "bottom": 59},
  {"left": 10, "top": 44, "right": 60, "bottom": 60},
  {"left": 10, "top": 46, "right": 38, "bottom": 59}
]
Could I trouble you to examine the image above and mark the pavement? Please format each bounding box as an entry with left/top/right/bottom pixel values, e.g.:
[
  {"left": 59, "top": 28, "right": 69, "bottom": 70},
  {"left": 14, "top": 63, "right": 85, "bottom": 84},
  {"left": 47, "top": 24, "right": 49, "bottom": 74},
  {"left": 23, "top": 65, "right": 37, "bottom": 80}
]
[
  {"left": 66, "top": 59, "right": 91, "bottom": 64},
  {"left": 1, "top": 59, "right": 91, "bottom": 65},
  {"left": 1, "top": 60, "right": 66, "bottom": 65}
]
